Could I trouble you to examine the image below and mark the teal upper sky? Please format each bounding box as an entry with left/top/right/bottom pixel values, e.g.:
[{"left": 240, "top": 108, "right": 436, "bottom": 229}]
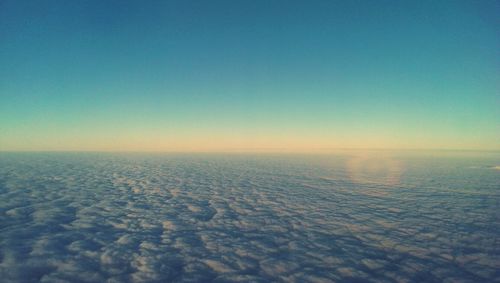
[{"left": 0, "top": 1, "right": 499, "bottom": 151}]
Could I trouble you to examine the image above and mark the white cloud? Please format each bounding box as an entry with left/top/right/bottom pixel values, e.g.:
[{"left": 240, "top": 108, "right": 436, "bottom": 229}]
[{"left": 0, "top": 153, "right": 498, "bottom": 282}]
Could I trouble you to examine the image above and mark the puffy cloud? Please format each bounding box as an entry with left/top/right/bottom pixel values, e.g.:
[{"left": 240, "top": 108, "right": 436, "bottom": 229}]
[{"left": 0, "top": 153, "right": 498, "bottom": 282}]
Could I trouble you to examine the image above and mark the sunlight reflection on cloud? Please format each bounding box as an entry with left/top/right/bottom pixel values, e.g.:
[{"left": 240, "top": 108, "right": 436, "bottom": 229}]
[{"left": 346, "top": 153, "right": 404, "bottom": 187}]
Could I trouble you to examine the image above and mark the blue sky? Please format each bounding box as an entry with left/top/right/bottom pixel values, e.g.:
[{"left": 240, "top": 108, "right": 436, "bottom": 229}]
[{"left": 0, "top": 0, "right": 498, "bottom": 151}]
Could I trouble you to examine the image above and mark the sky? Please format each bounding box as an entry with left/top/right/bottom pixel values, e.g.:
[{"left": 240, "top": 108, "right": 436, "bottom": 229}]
[{"left": 0, "top": 0, "right": 498, "bottom": 152}]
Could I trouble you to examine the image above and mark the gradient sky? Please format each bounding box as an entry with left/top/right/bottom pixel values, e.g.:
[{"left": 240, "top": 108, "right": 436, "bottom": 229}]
[{"left": 1, "top": 0, "right": 499, "bottom": 152}]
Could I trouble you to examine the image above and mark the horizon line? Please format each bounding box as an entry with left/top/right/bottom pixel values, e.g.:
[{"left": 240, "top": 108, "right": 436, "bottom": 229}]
[{"left": 1, "top": 148, "right": 499, "bottom": 154}]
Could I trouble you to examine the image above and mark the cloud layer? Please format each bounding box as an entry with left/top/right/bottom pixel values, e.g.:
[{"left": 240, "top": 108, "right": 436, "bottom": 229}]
[{"left": 0, "top": 153, "right": 498, "bottom": 282}]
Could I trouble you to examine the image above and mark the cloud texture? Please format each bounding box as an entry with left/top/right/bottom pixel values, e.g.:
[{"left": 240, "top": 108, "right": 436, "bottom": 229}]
[{"left": 0, "top": 153, "right": 498, "bottom": 282}]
